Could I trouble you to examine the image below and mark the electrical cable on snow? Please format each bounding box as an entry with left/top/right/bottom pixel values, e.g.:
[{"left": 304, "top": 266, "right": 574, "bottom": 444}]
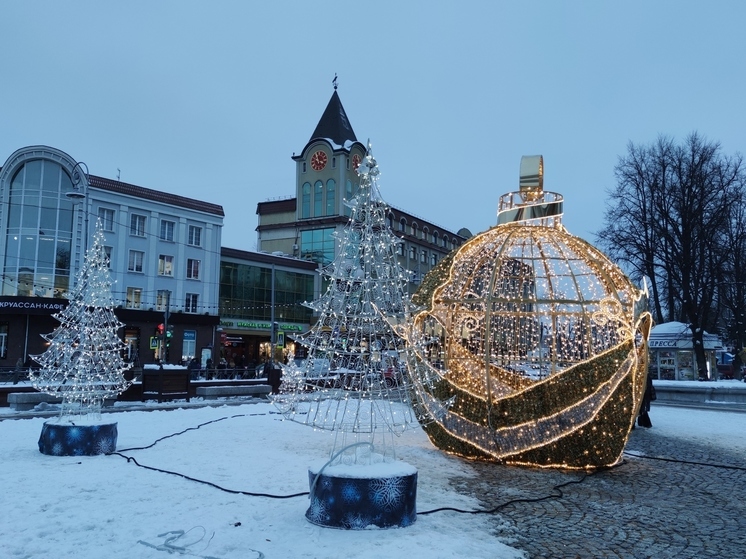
[{"left": 111, "top": 412, "right": 746, "bottom": 517}]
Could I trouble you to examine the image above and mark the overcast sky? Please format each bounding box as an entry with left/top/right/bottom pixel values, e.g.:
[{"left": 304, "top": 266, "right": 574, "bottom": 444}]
[{"left": 2, "top": 1, "right": 744, "bottom": 250}]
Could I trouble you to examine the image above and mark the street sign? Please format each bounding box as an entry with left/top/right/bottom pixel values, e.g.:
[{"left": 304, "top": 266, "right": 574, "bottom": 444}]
[{"left": 276, "top": 331, "right": 285, "bottom": 348}]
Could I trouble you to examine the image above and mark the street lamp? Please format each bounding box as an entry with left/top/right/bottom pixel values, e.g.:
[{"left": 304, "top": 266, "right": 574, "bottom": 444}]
[{"left": 65, "top": 161, "right": 90, "bottom": 253}]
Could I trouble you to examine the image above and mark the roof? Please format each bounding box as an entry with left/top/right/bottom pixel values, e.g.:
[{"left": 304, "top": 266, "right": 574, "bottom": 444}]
[
  {"left": 221, "top": 247, "right": 318, "bottom": 270},
  {"left": 89, "top": 175, "right": 225, "bottom": 217},
  {"left": 309, "top": 90, "right": 358, "bottom": 148}
]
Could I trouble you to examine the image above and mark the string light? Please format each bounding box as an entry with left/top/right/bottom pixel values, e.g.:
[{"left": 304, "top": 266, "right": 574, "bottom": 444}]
[
  {"left": 403, "top": 156, "right": 652, "bottom": 469},
  {"left": 30, "top": 219, "right": 132, "bottom": 418},
  {"left": 272, "top": 143, "right": 428, "bottom": 465}
]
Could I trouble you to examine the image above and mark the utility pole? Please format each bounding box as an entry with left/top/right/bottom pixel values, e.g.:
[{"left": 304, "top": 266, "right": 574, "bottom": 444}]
[{"left": 162, "top": 291, "right": 171, "bottom": 362}]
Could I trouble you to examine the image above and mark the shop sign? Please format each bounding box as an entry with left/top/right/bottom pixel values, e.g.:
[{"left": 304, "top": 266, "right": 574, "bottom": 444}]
[{"left": 219, "top": 320, "right": 303, "bottom": 332}]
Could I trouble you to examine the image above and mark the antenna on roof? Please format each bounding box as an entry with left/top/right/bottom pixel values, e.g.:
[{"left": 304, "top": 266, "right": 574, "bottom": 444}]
[
  {"left": 116, "top": 168, "right": 121, "bottom": 181},
  {"left": 332, "top": 73, "right": 338, "bottom": 90}
]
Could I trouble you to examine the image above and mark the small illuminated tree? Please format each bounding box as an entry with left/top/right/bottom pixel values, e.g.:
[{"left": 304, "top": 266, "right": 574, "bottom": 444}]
[{"left": 31, "top": 219, "right": 131, "bottom": 418}]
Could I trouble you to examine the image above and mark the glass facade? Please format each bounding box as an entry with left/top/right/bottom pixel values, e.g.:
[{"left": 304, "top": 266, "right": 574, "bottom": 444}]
[
  {"left": 2, "top": 160, "right": 74, "bottom": 297},
  {"left": 219, "top": 262, "right": 314, "bottom": 324},
  {"left": 300, "top": 228, "right": 335, "bottom": 266}
]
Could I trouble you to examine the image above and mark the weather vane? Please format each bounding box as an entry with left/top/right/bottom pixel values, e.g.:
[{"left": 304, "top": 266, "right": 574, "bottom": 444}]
[{"left": 333, "top": 73, "right": 338, "bottom": 90}]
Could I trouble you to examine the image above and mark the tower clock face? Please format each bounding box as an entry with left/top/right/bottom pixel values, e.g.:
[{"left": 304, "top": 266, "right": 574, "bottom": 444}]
[
  {"left": 352, "top": 153, "right": 361, "bottom": 169},
  {"left": 311, "top": 150, "right": 328, "bottom": 171}
]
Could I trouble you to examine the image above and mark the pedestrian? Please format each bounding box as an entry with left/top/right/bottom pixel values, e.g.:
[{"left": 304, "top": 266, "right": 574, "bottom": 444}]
[
  {"left": 267, "top": 360, "right": 282, "bottom": 394},
  {"left": 13, "top": 356, "right": 24, "bottom": 385},
  {"left": 638, "top": 372, "right": 656, "bottom": 428}
]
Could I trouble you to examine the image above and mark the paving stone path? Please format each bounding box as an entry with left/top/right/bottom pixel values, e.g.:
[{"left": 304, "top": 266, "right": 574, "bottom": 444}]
[{"left": 450, "top": 423, "right": 746, "bottom": 558}]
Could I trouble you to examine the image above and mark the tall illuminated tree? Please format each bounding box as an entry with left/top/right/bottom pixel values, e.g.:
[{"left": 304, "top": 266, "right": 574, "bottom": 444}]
[
  {"left": 31, "top": 219, "right": 131, "bottom": 418},
  {"left": 274, "top": 143, "right": 423, "bottom": 529}
]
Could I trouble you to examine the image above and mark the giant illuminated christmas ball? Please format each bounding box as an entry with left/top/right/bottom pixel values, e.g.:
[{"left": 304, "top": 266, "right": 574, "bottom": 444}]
[{"left": 404, "top": 156, "right": 652, "bottom": 469}]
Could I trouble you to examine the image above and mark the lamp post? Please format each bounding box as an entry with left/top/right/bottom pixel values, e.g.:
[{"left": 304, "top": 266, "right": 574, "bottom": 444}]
[{"left": 65, "top": 161, "right": 90, "bottom": 255}]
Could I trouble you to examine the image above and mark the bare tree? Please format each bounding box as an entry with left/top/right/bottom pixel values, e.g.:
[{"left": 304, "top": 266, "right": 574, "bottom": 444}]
[{"left": 598, "top": 133, "right": 745, "bottom": 378}]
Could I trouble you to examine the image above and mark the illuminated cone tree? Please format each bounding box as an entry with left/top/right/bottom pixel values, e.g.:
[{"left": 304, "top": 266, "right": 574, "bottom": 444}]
[
  {"left": 31, "top": 219, "right": 131, "bottom": 419},
  {"left": 274, "top": 145, "right": 424, "bottom": 529}
]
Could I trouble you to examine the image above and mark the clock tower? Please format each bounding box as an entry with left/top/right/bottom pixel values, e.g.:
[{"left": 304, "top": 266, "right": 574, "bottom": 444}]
[{"left": 292, "top": 86, "right": 366, "bottom": 223}]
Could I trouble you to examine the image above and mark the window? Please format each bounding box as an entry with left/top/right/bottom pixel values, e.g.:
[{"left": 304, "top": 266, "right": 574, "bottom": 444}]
[
  {"left": 128, "top": 250, "right": 144, "bottom": 273},
  {"left": 300, "top": 228, "right": 336, "bottom": 266},
  {"left": 399, "top": 219, "right": 406, "bottom": 232},
  {"left": 430, "top": 253, "right": 437, "bottom": 266},
  {"left": 103, "top": 246, "right": 113, "bottom": 267},
  {"left": 160, "top": 219, "right": 175, "bottom": 241},
  {"left": 158, "top": 254, "right": 173, "bottom": 276},
  {"left": 185, "top": 293, "right": 199, "bottom": 313},
  {"left": 409, "top": 246, "right": 417, "bottom": 260},
  {"left": 433, "top": 231, "right": 439, "bottom": 246},
  {"left": 126, "top": 287, "right": 142, "bottom": 309},
  {"left": 0, "top": 323, "right": 7, "bottom": 359},
  {"left": 314, "top": 181, "right": 323, "bottom": 216},
  {"left": 302, "top": 162, "right": 307, "bottom": 173},
  {"left": 98, "top": 208, "right": 115, "bottom": 231},
  {"left": 442, "top": 235, "right": 448, "bottom": 248},
  {"left": 130, "top": 214, "right": 146, "bottom": 237},
  {"left": 422, "top": 227, "right": 429, "bottom": 241},
  {"left": 326, "top": 179, "right": 336, "bottom": 216},
  {"left": 397, "top": 243, "right": 404, "bottom": 256},
  {"left": 344, "top": 180, "right": 354, "bottom": 217},
  {"left": 182, "top": 330, "right": 196, "bottom": 362},
  {"left": 188, "top": 225, "right": 202, "bottom": 247},
  {"left": 301, "top": 182, "right": 311, "bottom": 218},
  {"left": 157, "top": 290, "right": 171, "bottom": 311},
  {"left": 332, "top": 156, "right": 336, "bottom": 169},
  {"left": 420, "top": 250, "right": 427, "bottom": 264},
  {"left": 412, "top": 223, "right": 418, "bottom": 239},
  {"left": 186, "top": 258, "right": 200, "bottom": 280}
]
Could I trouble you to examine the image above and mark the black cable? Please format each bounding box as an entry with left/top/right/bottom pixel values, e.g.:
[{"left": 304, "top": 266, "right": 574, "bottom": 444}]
[
  {"left": 623, "top": 450, "right": 746, "bottom": 471},
  {"left": 117, "top": 411, "right": 280, "bottom": 452},
  {"left": 111, "top": 452, "right": 309, "bottom": 499},
  {"left": 419, "top": 472, "right": 592, "bottom": 516}
]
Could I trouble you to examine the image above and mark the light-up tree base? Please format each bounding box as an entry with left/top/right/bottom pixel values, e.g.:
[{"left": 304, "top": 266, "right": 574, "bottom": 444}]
[
  {"left": 38, "top": 418, "right": 118, "bottom": 456},
  {"left": 306, "top": 461, "right": 417, "bottom": 529}
]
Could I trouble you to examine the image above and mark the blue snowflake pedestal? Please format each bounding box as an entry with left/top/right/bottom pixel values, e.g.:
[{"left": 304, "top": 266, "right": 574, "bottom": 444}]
[
  {"left": 38, "top": 418, "right": 118, "bottom": 456},
  {"left": 306, "top": 461, "right": 417, "bottom": 529}
]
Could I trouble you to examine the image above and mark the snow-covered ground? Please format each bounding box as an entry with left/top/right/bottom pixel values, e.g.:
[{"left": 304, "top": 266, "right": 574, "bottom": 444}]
[{"left": 0, "top": 401, "right": 744, "bottom": 559}]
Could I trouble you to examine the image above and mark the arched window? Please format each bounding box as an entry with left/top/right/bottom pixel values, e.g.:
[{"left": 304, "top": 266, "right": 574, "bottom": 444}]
[
  {"left": 442, "top": 235, "right": 449, "bottom": 248},
  {"left": 3, "top": 159, "right": 74, "bottom": 297},
  {"left": 345, "top": 180, "right": 354, "bottom": 216},
  {"left": 399, "top": 218, "right": 407, "bottom": 232},
  {"left": 314, "top": 181, "right": 323, "bottom": 216},
  {"left": 326, "top": 179, "right": 336, "bottom": 216},
  {"left": 387, "top": 214, "right": 394, "bottom": 229},
  {"left": 412, "top": 222, "right": 418, "bottom": 239},
  {"left": 433, "top": 231, "right": 439, "bottom": 246},
  {"left": 422, "top": 226, "right": 429, "bottom": 241},
  {"left": 301, "top": 182, "right": 311, "bottom": 218}
]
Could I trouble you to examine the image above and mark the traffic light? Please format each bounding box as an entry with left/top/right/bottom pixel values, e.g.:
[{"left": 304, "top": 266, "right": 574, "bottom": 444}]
[
  {"left": 166, "top": 325, "right": 174, "bottom": 347},
  {"left": 157, "top": 323, "right": 165, "bottom": 336}
]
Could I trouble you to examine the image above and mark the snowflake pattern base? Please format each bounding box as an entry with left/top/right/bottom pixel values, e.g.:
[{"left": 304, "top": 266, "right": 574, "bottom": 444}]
[
  {"left": 306, "top": 468, "right": 417, "bottom": 529},
  {"left": 38, "top": 421, "right": 118, "bottom": 456}
]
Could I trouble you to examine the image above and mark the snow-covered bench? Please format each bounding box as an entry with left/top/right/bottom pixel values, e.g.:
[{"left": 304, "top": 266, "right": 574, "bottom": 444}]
[
  {"left": 7, "top": 392, "right": 62, "bottom": 411},
  {"left": 195, "top": 385, "right": 271, "bottom": 400}
]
